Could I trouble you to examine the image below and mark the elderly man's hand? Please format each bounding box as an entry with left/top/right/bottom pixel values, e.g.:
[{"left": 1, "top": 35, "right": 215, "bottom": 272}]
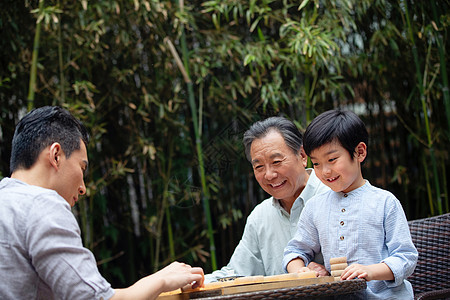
[{"left": 307, "top": 262, "right": 329, "bottom": 277}]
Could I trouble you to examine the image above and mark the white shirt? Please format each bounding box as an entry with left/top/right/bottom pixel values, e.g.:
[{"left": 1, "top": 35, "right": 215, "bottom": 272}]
[{"left": 205, "top": 169, "right": 329, "bottom": 282}]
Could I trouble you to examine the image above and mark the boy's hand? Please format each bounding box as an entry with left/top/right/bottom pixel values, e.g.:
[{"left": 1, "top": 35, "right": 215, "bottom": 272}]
[
  {"left": 341, "top": 263, "right": 370, "bottom": 280},
  {"left": 341, "top": 262, "right": 394, "bottom": 281}
]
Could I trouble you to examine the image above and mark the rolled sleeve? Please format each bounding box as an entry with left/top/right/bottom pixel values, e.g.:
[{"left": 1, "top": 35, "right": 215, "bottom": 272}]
[
  {"left": 207, "top": 213, "right": 265, "bottom": 282},
  {"left": 381, "top": 201, "right": 418, "bottom": 287}
]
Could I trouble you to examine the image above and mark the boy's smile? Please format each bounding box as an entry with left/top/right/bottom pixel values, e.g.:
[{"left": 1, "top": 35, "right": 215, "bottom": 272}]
[
  {"left": 309, "top": 140, "right": 366, "bottom": 193},
  {"left": 326, "top": 176, "right": 339, "bottom": 183}
]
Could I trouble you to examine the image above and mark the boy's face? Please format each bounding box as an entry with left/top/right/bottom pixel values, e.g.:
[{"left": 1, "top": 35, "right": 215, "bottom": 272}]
[
  {"left": 250, "top": 130, "right": 309, "bottom": 204},
  {"left": 309, "top": 140, "right": 366, "bottom": 193}
]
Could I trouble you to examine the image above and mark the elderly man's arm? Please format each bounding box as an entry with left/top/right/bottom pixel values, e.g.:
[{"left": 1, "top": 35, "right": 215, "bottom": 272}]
[{"left": 205, "top": 215, "right": 265, "bottom": 283}]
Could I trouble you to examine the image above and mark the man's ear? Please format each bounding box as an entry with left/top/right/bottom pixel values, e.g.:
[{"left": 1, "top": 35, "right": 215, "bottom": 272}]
[
  {"left": 49, "top": 142, "right": 62, "bottom": 170},
  {"left": 355, "top": 142, "right": 367, "bottom": 162},
  {"left": 299, "top": 146, "right": 308, "bottom": 167}
]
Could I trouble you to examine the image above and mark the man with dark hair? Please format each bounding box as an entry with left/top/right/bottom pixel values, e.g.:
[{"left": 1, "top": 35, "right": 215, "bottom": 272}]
[
  {"left": 205, "top": 116, "right": 330, "bottom": 282},
  {"left": 0, "top": 106, "right": 204, "bottom": 299}
]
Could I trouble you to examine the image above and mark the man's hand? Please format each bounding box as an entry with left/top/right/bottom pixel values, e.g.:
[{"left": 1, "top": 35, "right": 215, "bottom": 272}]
[
  {"left": 307, "top": 262, "right": 329, "bottom": 277},
  {"left": 157, "top": 262, "right": 205, "bottom": 291},
  {"left": 112, "top": 261, "right": 205, "bottom": 300}
]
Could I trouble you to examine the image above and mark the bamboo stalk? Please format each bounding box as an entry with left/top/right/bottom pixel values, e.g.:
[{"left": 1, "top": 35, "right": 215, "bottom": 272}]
[
  {"left": 441, "top": 159, "right": 449, "bottom": 213},
  {"left": 431, "top": 1, "right": 450, "bottom": 137},
  {"left": 27, "top": 0, "right": 45, "bottom": 110},
  {"left": 403, "top": 0, "right": 442, "bottom": 215},
  {"left": 57, "top": 0, "right": 64, "bottom": 103},
  {"left": 166, "top": 141, "right": 175, "bottom": 261},
  {"left": 422, "top": 155, "right": 434, "bottom": 216},
  {"left": 154, "top": 140, "right": 175, "bottom": 271},
  {"left": 173, "top": 0, "right": 217, "bottom": 270}
]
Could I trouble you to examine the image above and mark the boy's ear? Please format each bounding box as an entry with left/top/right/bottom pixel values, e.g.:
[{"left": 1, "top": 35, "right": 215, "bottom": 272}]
[{"left": 355, "top": 142, "right": 367, "bottom": 162}]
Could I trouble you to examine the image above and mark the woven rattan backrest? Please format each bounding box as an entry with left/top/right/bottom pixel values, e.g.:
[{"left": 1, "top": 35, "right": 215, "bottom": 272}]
[{"left": 407, "top": 213, "right": 450, "bottom": 295}]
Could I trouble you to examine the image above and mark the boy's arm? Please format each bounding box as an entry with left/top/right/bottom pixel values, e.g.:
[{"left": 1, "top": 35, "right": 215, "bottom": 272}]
[{"left": 341, "top": 262, "right": 394, "bottom": 281}]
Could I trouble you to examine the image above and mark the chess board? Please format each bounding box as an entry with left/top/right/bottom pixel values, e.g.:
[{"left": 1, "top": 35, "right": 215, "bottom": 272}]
[{"left": 157, "top": 272, "right": 334, "bottom": 299}]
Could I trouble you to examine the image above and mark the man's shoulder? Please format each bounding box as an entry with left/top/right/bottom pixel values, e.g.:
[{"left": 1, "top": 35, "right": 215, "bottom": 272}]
[
  {"left": 0, "top": 178, "right": 71, "bottom": 215},
  {"left": 1, "top": 177, "right": 57, "bottom": 196},
  {"left": 246, "top": 197, "right": 277, "bottom": 220}
]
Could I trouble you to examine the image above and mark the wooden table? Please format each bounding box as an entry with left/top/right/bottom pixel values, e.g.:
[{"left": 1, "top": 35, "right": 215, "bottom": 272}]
[{"left": 158, "top": 276, "right": 367, "bottom": 299}]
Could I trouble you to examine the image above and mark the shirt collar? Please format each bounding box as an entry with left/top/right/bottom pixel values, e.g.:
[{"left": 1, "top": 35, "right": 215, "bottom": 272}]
[
  {"left": 271, "top": 168, "right": 315, "bottom": 213},
  {"left": 337, "top": 180, "right": 370, "bottom": 197}
]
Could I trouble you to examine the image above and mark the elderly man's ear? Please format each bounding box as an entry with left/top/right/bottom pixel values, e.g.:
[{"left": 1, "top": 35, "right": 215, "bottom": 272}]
[{"left": 299, "top": 146, "right": 308, "bottom": 167}]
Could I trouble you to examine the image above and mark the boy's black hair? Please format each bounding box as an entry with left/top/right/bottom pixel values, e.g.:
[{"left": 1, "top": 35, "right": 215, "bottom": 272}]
[
  {"left": 243, "top": 116, "right": 303, "bottom": 162},
  {"left": 10, "top": 106, "right": 89, "bottom": 173},
  {"left": 303, "top": 109, "right": 368, "bottom": 159}
]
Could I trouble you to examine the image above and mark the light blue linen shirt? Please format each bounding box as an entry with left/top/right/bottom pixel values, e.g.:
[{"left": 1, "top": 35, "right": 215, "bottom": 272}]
[
  {"left": 0, "top": 178, "right": 115, "bottom": 300},
  {"left": 283, "top": 181, "right": 418, "bottom": 299},
  {"left": 205, "top": 169, "right": 329, "bottom": 282}
]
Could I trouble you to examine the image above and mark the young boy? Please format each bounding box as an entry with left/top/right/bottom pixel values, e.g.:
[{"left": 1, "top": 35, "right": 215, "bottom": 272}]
[{"left": 282, "top": 109, "right": 418, "bottom": 299}]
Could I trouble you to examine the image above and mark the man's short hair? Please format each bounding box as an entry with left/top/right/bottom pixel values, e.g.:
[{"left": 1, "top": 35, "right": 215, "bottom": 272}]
[
  {"left": 10, "top": 106, "right": 89, "bottom": 173},
  {"left": 303, "top": 109, "right": 368, "bottom": 159},
  {"left": 242, "top": 116, "right": 303, "bottom": 162}
]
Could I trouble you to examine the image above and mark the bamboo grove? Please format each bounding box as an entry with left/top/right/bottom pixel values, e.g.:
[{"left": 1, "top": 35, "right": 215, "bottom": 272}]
[{"left": 0, "top": 0, "right": 449, "bottom": 287}]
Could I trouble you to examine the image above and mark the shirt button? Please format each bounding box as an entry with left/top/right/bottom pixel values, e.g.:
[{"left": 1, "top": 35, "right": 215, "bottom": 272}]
[
  {"left": 343, "top": 194, "right": 348, "bottom": 197},
  {"left": 340, "top": 236, "right": 345, "bottom": 240},
  {"left": 341, "top": 208, "right": 346, "bottom": 213},
  {"left": 340, "top": 221, "right": 344, "bottom": 226}
]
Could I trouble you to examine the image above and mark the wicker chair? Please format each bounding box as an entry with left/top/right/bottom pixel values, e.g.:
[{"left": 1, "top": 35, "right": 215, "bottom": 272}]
[{"left": 407, "top": 213, "right": 450, "bottom": 300}]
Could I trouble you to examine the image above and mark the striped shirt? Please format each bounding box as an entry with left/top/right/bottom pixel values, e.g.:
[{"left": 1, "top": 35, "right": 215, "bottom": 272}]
[{"left": 283, "top": 181, "right": 418, "bottom": 299}]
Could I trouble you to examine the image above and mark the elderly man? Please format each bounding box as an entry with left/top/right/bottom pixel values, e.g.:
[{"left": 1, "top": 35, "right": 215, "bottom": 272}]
[
  {"left": 206, "top": 116, "right": 330, "bottom": 282},
  {"left": 0, "top": 106, "right": 204, "bottom": 299}
]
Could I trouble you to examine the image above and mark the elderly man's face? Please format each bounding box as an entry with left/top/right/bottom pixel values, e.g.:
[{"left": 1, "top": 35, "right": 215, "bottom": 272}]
[{"left": 250, "top": 130, "right": 308, "bottom": 204}]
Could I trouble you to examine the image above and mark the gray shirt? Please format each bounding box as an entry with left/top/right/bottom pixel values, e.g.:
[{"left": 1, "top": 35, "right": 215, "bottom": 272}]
[
  {"left": 205, "top": 169, "right": 329, "bottom": 282},
  {"left": 0, "top": 177, "right": 115, "bottom": 300}
]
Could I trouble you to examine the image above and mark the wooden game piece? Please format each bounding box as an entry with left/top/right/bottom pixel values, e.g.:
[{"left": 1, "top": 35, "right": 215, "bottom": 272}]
[
  {"left": 331, "top": 269, "right": 344, "bottom": 277},
  {"left": 330, "top": 263, "right": 348, "bottom": 271},
  {"left": 330, "top": 256, "right": 347, "bottom": 265}
]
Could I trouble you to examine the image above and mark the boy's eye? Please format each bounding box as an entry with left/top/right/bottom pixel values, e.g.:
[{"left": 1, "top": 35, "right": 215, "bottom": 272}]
[
  {"left": 329, "top": 157, "right": 337, "bottom": 162},
  {"left": 312, "top": 162, "right": 319, "bottom": 167}
]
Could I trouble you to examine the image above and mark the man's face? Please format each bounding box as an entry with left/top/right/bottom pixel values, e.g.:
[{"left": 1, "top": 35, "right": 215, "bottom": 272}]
[
  {"left": 250, "top": 130, "right": 308, "bottom": 204},
  {"left": 53, "top": 140, "right": 88, "bottom": 207}
]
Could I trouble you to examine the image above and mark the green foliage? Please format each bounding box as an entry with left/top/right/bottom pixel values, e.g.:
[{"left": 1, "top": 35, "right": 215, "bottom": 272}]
[{"left": 0, "top": 0, "right": 448, "bottom": 286}]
